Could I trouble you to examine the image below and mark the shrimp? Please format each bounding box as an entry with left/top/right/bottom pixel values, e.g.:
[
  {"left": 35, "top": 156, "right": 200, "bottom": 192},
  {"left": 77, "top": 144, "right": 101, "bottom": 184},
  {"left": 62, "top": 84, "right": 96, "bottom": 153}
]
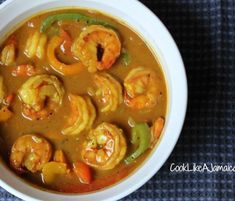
[
  {"left": 18, "top": 74, "right": 65, "bottom": 121},
  {"left": 0, "top": 35, "right": 17, "bottom": 66},
  {"left": 24, "top": 31, "right": 47, "bottom": 59},
  {"left": 62, "top": 95, "right": 96, "bottom": 135},
  {"left": 10, "top": 135, "right": 52, "bottom": 173},
  {"left": 0, "top": 43, "right": 16, "bottom": 66},
  {"left": 124, "top": 67, "right": 161, "bottom": 110},
  {"left": 81, "top": 122, "right": 127, "bottom": 170},
  {"left": 94, "top": 73, "right": 123, "bottom": 112},
  {"left": 72, "top": 25, "right": 121, "bottom": 73}
]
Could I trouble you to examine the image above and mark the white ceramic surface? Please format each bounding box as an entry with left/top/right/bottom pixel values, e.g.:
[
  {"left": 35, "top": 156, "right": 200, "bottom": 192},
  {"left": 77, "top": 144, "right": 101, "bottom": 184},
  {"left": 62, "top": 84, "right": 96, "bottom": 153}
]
[{"left": 0, "top": 0, "right": 187, "bottom": 200}]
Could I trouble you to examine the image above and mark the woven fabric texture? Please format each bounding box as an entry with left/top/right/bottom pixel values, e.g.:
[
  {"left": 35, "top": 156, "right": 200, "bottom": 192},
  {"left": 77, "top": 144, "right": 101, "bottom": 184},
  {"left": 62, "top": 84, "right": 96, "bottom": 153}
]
[{"left": 1, "top": 0, "right": 235, "bottom": 200}]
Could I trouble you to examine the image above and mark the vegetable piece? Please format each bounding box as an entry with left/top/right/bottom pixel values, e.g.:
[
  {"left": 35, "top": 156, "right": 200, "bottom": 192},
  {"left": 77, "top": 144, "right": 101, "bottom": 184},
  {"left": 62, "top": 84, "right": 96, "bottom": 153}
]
[
  {"left": 42, "top": 162, "right": 68, "bottom": 184},
  {"left": 4, "top": 94, "right": 15, "bottom": 106},
  {"left": 121, "top": 51, "right": 131, "bottom": 66},
  {"left": 73, "top": 161, "right": 92, "bottom": 184},
  {"left": 11, "top": 64, "right": 36, "bottom": 77},
  {"left": 54, "top": 150, "right": 67, "bottom": 163},
  {"left": 40, "top": 13, "right": 116, "bottom": 33},
  {"left": 47, "top": 26, "right": 60, "bottom": 37},
  {"left": 0, "top": 76, "right": 5, "bottom": 104},
  {"left": 150, "top": 117, "right": 165, "bottom": 148},
  {"left": 0, "top": 106, "right": 13, "bottom": 122},
  {"left": 47, "top": 36, "right": 84, "bottom": 75},
  {"left": 59, "top": 29, "right": 72, "bottom": 55},
  {"left": 0, "top": 43, "right": 15, "bottom": 66},
  {"left": 124, "top": 123, "right": 151, "bottom": 164}
]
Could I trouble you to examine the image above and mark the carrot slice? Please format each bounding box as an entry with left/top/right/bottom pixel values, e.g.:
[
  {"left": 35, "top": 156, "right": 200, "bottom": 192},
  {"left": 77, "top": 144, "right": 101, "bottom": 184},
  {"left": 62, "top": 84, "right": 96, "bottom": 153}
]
[
  {"left": 73, "top": 161, "right": 92, "bottom": 184},
  {"left": 150, "top": 117, "right": 165, "bottom": 148},
  {"left": 4, "top": 94, "right": 15, "bottom": 106}
]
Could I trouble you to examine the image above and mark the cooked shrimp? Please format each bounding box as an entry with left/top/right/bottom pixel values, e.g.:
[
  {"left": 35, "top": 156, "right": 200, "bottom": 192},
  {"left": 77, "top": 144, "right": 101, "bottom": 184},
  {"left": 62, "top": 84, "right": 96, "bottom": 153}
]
[
  {"left": 0, "top": 43, "right": 16, "bottom": 66},
  {"left": 10, "top": 135, "right": 52, "bottom": 173},
  {"left": 18, "top": 74, "right": 65, "bottom": 120},
  {"left": 62, "top": 95, "right": 96, "bottom": 135},
  {"left": 24, "top": 31, "right": 47, "bottom": 59},
  {"left": 72, "top": 25, "right": 121, "bottom": 73},
  {"left": 94, "top": 73, "right": 123, "bottom": 112},
  {"left": 124, "top": 67, "right": 161, "bottom": 110},
  {"left": 81, "top": 122, "right": 127, "bottom": 170}
]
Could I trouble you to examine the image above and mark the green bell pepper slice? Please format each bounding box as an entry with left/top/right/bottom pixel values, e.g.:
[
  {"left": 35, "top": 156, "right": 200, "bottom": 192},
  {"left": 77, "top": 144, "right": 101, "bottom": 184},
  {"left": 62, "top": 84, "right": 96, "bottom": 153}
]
[
  {"left": 40, "top": 12, "right": 116, "bottom": 33},
  {"left": 124, "top": 123, "right": 151, "bottom": 164}
]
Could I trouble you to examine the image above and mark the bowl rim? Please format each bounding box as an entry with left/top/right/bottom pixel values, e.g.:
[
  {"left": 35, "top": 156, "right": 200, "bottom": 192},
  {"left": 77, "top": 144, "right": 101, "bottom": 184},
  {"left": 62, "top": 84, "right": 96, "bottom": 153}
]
[{"left": 0, "top": 0, "right": 188, "bottom": 200}]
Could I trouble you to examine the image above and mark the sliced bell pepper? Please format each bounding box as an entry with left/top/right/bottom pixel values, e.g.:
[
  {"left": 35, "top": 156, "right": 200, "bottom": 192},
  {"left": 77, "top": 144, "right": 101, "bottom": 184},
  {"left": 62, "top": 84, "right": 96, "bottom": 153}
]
[
  {"left": 40, "top": 13, "right": 116, "bottom": 33},
  {"left": 73, "top": 161, "right": 92, "bottom": 184},
  {"left": 124, "top": 123, "right": 151, "bottom": 164},
  {"left": 47, "top": 35, "right": 84, "bottom": 75},
  {"left": 42, "top": 161, "right": 68, "bottom": 184}
]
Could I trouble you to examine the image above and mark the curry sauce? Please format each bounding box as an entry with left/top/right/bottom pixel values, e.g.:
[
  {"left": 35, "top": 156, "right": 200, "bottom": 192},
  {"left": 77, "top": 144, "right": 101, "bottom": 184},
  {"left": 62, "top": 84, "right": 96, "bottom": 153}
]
[{"left": 0, "top": 9, "right": 167, "bottom": 193}]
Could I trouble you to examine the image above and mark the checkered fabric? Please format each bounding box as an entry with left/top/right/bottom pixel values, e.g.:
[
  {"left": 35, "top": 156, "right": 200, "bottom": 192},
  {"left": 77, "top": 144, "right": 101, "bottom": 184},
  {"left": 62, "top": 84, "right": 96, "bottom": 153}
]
[{"left": 1, "top": 0, "right": 235, "bottom": 200}]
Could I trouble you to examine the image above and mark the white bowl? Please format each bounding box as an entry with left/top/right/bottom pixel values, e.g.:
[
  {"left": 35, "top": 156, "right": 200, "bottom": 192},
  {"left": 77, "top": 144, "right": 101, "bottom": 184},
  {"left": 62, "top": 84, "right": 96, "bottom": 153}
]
[{"left": 0, "top": 0, "right": 187, "bottom": 200}]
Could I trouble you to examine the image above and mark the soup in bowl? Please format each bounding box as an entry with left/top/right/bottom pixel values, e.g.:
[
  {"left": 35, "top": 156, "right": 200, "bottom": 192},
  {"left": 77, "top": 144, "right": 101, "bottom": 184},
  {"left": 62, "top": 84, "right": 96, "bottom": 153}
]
[{"left": 0, "top": 0, "right": 187, "bottom": 200}]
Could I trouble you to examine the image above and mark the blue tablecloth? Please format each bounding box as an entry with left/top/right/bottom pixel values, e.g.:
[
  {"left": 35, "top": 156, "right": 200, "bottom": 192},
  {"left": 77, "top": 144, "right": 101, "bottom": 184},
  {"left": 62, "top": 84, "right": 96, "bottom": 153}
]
[{"left": 1, "top": 0, "right": 235, "bottom": 200}]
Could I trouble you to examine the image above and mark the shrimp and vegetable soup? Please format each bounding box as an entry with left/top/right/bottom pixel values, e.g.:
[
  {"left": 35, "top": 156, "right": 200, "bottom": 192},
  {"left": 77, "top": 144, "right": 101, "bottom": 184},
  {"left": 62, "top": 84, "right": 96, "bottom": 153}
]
[{"left": 0, "top": 9, "right": 167, "bottom": 193}]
